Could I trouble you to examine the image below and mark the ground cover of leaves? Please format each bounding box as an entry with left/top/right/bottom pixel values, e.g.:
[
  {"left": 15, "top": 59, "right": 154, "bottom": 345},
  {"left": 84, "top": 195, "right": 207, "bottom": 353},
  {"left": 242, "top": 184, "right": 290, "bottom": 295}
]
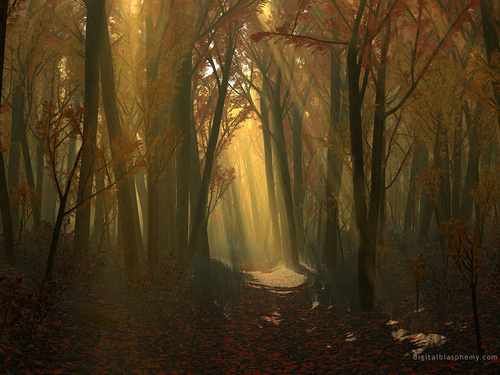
[{"left": 1, "top": 261, "right": 498, "bottom": 374}]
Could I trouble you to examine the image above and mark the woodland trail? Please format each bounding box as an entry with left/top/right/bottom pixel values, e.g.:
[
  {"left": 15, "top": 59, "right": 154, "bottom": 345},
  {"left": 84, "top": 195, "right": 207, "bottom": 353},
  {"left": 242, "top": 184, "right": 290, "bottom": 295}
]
[{"left": 2, "top": 261, "right": 498, "bottom": 374}]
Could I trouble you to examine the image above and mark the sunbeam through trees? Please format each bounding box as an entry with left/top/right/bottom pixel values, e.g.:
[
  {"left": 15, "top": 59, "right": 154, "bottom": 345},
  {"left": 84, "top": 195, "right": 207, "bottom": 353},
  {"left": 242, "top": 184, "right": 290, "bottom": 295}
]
[{"left": 0, "top": 0, "right": 499, "bottom": 373}]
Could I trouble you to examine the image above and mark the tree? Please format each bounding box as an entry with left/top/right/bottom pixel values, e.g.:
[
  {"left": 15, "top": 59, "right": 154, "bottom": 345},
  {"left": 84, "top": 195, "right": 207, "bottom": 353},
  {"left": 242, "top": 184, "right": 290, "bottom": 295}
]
[
  {"left": 38, "top": 102, "right": 141, "bottom": 279},
  {"left": 73, "top": 0, "right": 104, "bottom": 254},
  {"left": 0, "top": 0, "right": 15, "bottom": 264},
  {"left": 97, "top": 1, "right": 144, "bottom": 272},
  {"left": 255, "top": 0, "right": 477, "bottom": 310}
]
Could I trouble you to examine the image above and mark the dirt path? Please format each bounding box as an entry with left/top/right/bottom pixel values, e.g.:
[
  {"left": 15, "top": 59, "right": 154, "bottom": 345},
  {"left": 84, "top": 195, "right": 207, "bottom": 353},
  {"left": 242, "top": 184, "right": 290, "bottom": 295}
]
[{"left": 4, "top": 263, "right": 496, "bottom": 374}]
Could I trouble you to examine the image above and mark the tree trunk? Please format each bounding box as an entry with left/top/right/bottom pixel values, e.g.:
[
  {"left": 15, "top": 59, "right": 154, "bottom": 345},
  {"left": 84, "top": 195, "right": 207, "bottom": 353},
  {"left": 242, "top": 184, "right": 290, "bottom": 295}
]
[
  {"left": 189, "top": 102, "right": 209, "bottom": 258},
  {"left": 135, "top": 170, "right": 148, "bottom": 240},
  {"left": 93, "top": 171, "right": 105, "bottom": 251},
  {"left": 74, "top": 0, "right": 103, "bottom": 253},
  {"left": 8, "top": 85, "right": 22, "bottom": 210},
  {"left": 98, "top": 1, "right": 138, "bottom": 271},
  {"left": 129, "top": 177, "right": 143, "bottom": 250},
  {"left": 480, "top": 0, "right": 500, "bottom": 134},
  {"left": 261, "top": 97, "right": 282, "bottom": 264},
  {"left": 0, "top": 0, "right": 15, "bottom": 263},
  {"left": 270, "top": 69, "right": 299, "bottom": 267},
  {"left": 188, "top": 33, "right": 236, "bottom": 257},
  {"left": 173, "top": 57, "right": 192, "bottom": 255},
  {"left": 291, "top": 102, "right": 305, "bottom": 255},
  {"left": 324, "top": 51, "right": 343, "bottom": 269},
  {"left": 41, "top": 156, "right": 56, "bottom": 222},
  {"left": 451, "top": 119, "right": 462, "bottom": 218},
  {"left": 244, "top": 134, "right": 261, "bottom": 244},
  {"left": 461, "top": 103, "right": 480, "bottom": 223},
  {"left": 405, "top": 142, "right": 428, "bottom": 232},
  {"left": 16, "top": 87, "right": 40, "bottom": 229},
  {"left": 44, "top": 195, "right": 67, "bottom": 280},
  {"left": 35, "top": 133, "right": 44, "bottom": 226}
]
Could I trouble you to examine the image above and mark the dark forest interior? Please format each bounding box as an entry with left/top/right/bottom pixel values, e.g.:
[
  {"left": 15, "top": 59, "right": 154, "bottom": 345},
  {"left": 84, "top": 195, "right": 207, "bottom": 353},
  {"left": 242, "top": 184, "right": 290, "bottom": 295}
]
[{"left": 0, "top": 0, "right": 499, "bottom": 373}]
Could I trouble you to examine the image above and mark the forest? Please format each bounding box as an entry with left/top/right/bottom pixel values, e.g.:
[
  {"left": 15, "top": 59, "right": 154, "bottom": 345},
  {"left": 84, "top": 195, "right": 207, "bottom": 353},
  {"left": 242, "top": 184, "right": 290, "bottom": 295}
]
[{"left": 0, "top": 0, "right": 499, "bottom": 373}]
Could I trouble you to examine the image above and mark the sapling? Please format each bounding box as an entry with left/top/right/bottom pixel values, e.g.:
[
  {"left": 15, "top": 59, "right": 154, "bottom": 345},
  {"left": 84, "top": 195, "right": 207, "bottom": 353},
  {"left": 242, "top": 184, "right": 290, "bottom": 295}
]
[
  {"left": 409, "top": 254, "right": 427, "bottom": 313},
  {"left": 447, "top": 225, "right": 484, "bottom": 357}
]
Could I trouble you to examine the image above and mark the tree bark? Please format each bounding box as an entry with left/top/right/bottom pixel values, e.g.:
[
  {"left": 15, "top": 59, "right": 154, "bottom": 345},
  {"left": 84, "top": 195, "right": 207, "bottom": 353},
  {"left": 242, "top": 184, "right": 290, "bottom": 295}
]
[
  {"left": 173, "top": 57, "right": 192, "bottom": 255},
  {"left": 0, "top": 0, "right": 15, "bottom": 263},
  {"left": 188, "top": 32, "right": 236, "bottom": 257},
  {"left": 8, "top": 85, "right": 22, "bottom": 209},
  {"left": 270, "top": 69, "right": 300, "bottom": 267},
  {"left": 323, "top": 51, "right": 343, "bottom": 269},
  {"left": 480, "top": 0, "right": 500, "bottom": 134},
  {"left": 451, "top": 119, "right": 462, "bottom": 218},
  {"left": 98, "top": 1, "right": 139, "bottom": 271},
  {"left": 291, "top": 102, "right": 305, "bottom": 255},
  {"left": 261, "top": 96, "right": 282, "bottom": 264},
  {"left": 74, "top": 0, "right": 103, "bottom": 253},
  {"left": 404, "top": 142, "right": 428, "bottom": 232},
  {"left": 189, "top": 101, "right": 210, "bottom": 258},
  {"left": 461, "top": 103, "right": 480, "bottom": 223}
]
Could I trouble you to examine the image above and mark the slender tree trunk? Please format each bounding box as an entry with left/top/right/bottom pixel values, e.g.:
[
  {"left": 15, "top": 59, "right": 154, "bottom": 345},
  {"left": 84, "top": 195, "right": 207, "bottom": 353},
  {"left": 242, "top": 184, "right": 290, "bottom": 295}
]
[
  {"left": 436, "top": 121, "right": 451, "bottom": 224},
  {"left": 189, "top": 102, "right": 210, "bottom": 258},
  {"left": 347, "top": 1, "right": 372, "bottom": 311},
  {"left": 461, "top": 103, "right": 480, "bottom": 223},
  {"left": 244, "top": 135, "right": 261, "bottom": 243},
  {"left": 145, "top": 12, "right": 160, "bottom": 264},
  {"left": 270, "top": 69, "right": 299, "bottom": 267},
  {"left": 16, "top": 88, "right": 40, "bottom": 229},
  {"left": 35, "top": 133, "right": 44, "bottom": 225},
  {"left": 291, "top": 103, "right": 305, "bottom": 255},
  {"left": 419, "top": 194, "right": 433, "bottom": 241},
  {"left": 230, "top": 180, "right": 246, "bottom": 249},
  {"left": 261, "top": 97, "right": 282, "bottom": 264},
  {"left": 324, "top": 52, "right": 342, "bottom": 269},
  {"left": 135, "top": 170, "right": 147, "bottom": 240},
  {"left": 129, "top": 177, "right": 143, "bottom": 250},
  {"left": 74, "top": 0, "right": 103, "bottom": 253},
  {"left": 405, "top": 142, "right": 428, "bottom": 231},
  {"left": 471, "top": 285, "right": 484, "bottom": 357},
  {"left": 44, "top": 196, "right": 67, "bottom": 280},
  {"left": 93, "top": 171, "right": 105, "bottom": 251},
  {"left": 480, "top": 0, "right": 500, "bottom": 134},
  {"left": 0, "top": 0, "right": 15, "bottom": 263},
  {"left": 451, "top": 119, "right": 463, "bottom": 218},
  {"left": 41, "top": 157, "right": 56, "bottom": 223},
  {"left": 98, "top": 1, "right": 138, "bottom": 271},
  {"left": 174, "top": 57, "right": 192, "bottom": 255},
  {"left": 188, "top": 33, "right": 236, "bottom": 257},
  {"left": 8, "top": 85, "right": 22, "bottom": 210},
  {"left": 379, "top": 137, "right": 387, "bottom": 244}
]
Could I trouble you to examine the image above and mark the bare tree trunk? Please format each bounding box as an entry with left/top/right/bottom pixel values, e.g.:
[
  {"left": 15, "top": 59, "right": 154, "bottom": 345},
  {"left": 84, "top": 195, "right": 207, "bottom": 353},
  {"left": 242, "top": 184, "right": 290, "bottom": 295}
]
[
  {"left": 244, "top": 135, "right": 261, "bottom": 243},
  {"left": 173, "top": 58, "right": 192, "bottom": 255},
  {"left": 188, "top": 32, "right": 236, "bottom": 257},
  {"left": 451, "top": 119, "right": 462, "bottom": 218},
  {"left": 324, "top": 51, "right": 343, "bottom": 269},
  {"left": 189, "top": 102, "right": 209, "bottom": 258},
  {"left": 0, "top": 0, "right": 15, "bottom": 263},
  {"left": 261, "top": 97, "right": 282, "bottom": 264},
  {"left": 98, "top": 1, "right": 139, "bottom": 271},
  {"left": 270, "top": 69, "right": 299, "bottom": 267},
  {"left": 135, "top": 170, "right": 147, "bottom": 241},
  {"left": 93, "top": 171, "right": 105, "bottom": 251},
  {"left": 405, "top": 142, "right": 428, "bottom": 232},
  {"left": 461, "top": 103, "right": 480, "bottom": 223},
  {"left": 74, "top": 0, "right": 103, "bottom": 253},
  {"left": 8, "top": 85, "right": 22, "bottom": 210},
  {"left": 480, "top": 0, "right": 500, "bottom": 134},
  {"left": 291, "top": 103, "right": 305, "bottom": 255}
]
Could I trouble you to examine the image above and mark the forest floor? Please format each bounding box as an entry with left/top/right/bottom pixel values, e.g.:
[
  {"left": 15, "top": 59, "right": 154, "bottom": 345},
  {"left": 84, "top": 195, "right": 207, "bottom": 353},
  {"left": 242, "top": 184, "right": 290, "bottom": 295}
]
[{"left": 1, "top": 257, "right": 499, "bottom": 374}]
